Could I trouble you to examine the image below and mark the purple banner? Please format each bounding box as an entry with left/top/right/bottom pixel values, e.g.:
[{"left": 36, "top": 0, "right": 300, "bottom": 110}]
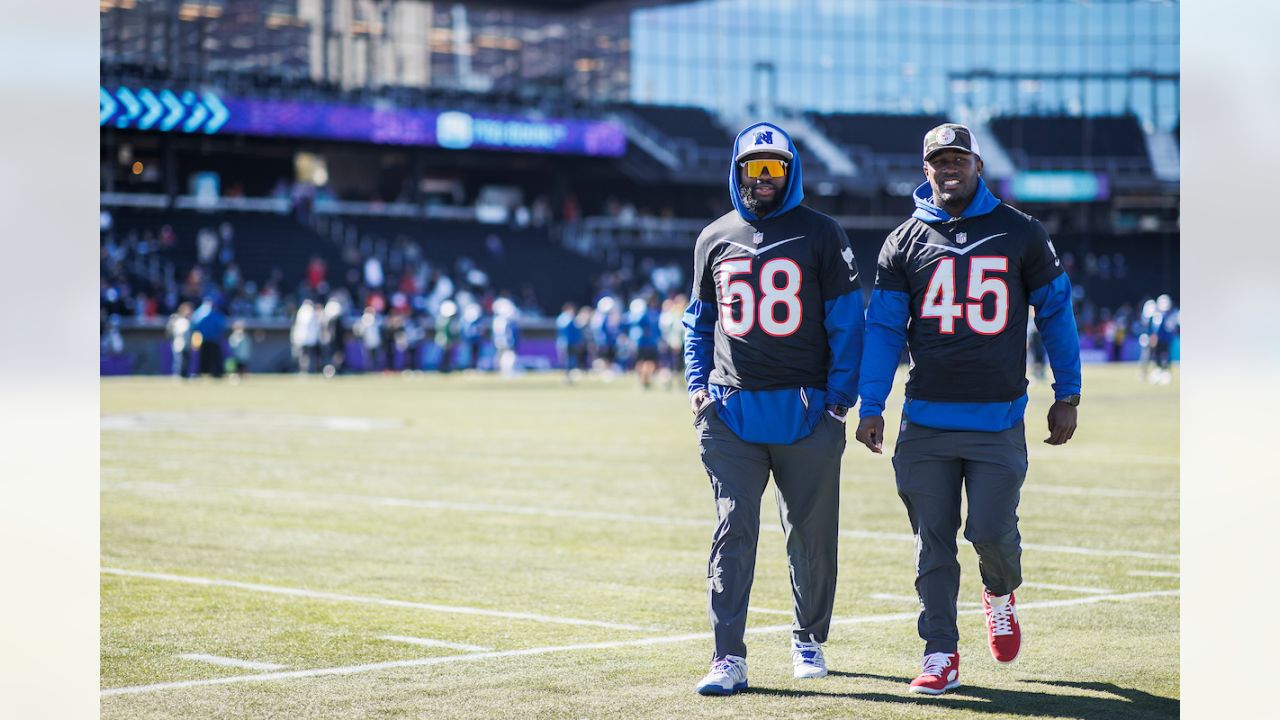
[{"left": 221, "top": 99, "right": 626, "bottom": 157}]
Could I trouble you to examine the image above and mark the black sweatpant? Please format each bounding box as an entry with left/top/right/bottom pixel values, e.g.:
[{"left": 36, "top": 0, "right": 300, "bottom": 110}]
[
  {"left": 892, "top": 420, "right": 1028, "bottom": 655},
  {"left": 694, "top": 402, "right": 846, "bottom": 659}
]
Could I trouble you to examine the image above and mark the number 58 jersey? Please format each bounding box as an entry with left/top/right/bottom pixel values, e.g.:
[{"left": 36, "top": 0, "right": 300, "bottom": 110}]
[
  {"left": 876, "top": 203, "right": 1063, "bottom": 403},
  {"left": 692, "top": 205, "right": 861, "bottom": 391}
]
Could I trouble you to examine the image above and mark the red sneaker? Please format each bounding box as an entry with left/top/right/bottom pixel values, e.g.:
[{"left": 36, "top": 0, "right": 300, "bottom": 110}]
[
  {"left": 908, "top": 652, "right": 960, "bottom": 695},
  {"left": 983, "top": 589, "right": 1021, "bottom": 663}
]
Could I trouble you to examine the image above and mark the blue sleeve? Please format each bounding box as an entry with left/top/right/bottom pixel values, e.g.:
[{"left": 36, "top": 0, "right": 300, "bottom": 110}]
[
  {"left": 1029, "top": 274, "right": 1082, "bottom": 399},
  {"left": 682, "top": 299, "right": 717, "bottom": 396},
  {"left": 823, "top": 291, "right": 864, "bottom": 408},
  {"left": 857, "top": 289, "right": 910, "bottom": 418}
]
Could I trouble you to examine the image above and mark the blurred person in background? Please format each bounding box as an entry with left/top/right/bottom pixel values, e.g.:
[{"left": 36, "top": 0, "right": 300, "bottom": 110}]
[
  {"left": 434, "top": 300, "right": 461, "bottom": 374},
  {"left": 356, "top": 305, "right": 383, "bottom": 372},
  {"left": 492, "top": 296, "right": 521, "bottom": 377},
  {"left": 400, "top": 311, "right": 429, "bottom": 374},
  {"left": 227, "top": 320, "right": 252, "bottom": 380},
  {"left": 291, "top": 299, "right": 322, "bottom": 374},
  {"left": 685, "top": 122, "right": 864, "bottom": 695},
  {"left": 574, "top": 305, "right": 594, "bottom": 374},
  {"left": 191, "top": 296, "right": 228, "bottom": 379},
  {"left": 628, "top": 296, "right": 662, "bottom": 390},
  {"left": 660, "top": 293, "right": 688, "bottom": 390},
  {"left": 1137, "top": 298, "right": 1157, "bottom": 381},
  {"left": 555, "top": 302, "right": 584, "bottom": 383},
  {"left": 166, "top": 302, "right": 194, "bottom": 379},
  {"left": 101, "top": 315, "right": 125, "bottom": 358},
  {"left": 591, "top": 295, "right": 621, "bottom": 380},
  {"left": 382, "top": 308, "right": 405, "bottom": 373},
  {"left": 1150, "top": 294, "right": 1179, "bottom": 384},
  {"left": 322, "top": 293, "right": 349, "bottom": 377},
  {"left": 459, "top": 302, "right": 486, "bottom": 371}
]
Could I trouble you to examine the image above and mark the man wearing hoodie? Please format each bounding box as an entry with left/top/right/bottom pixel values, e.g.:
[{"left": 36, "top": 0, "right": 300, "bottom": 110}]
[
  {"left": 684, "top": 122, "right": 864, "bottom": 696},
  {"left": 855, "top": 124, "right": 1081, "bottom": 695}
]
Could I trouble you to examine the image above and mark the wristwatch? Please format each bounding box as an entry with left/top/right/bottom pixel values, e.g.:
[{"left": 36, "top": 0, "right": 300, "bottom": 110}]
[
  {"left": 828, "top": 405, "right": 850, "bottom": 418},
  {"left": 1060, "top": 394, "right": 1081, "bottom": 407}
]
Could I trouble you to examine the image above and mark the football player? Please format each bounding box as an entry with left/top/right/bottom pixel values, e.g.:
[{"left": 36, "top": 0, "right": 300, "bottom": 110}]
[
  {"left": 855, "top": 124, "right": 1082, "bottom": 695},
  {"left": 684, "top": 122, "right": 864, "bottom": 695}
]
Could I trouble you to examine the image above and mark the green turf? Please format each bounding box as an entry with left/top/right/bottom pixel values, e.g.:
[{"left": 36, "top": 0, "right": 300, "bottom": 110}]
[{"left": 101, "top": 364, "right": 1178, "bottom": 719}]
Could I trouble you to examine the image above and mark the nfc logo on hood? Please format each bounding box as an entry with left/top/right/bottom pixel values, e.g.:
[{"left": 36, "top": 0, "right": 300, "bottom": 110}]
[{"left": 735, "top": 123, "right": 793, "bottom": 162}]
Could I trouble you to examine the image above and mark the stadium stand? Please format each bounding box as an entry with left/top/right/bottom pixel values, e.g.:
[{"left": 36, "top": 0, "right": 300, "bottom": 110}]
[
  {"left": 627, "top": 104, "right": 734, "bottom": 150},
  {"left": 328, "top": 216, "right": 604, "bottom": 314},
  {"left": 107, "top": 207, "right": 351, "bottom": 295},
  {"left": 989, "top": 114, "right": 1152, "bottom": 174},
  {"left": 809, "top": 112, "right": 951, "bottom": 165}
]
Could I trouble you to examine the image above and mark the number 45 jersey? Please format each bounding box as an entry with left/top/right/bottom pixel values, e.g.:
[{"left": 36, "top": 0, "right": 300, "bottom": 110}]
[
  {"left": 691, "top": 205, "right": 861, "bottom": 392},
  {"left": 876, "top": 202, "right": 1063, "bottom": 403}
]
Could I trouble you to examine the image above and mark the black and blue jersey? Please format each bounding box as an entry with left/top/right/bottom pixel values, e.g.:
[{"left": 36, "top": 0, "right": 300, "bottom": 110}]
[
  {"left": 685, "top": 122, "right": 864, "bottom": 445},
  {"left": 859, "top": 179, "right": 1081, "bottom": 432},
  {"left": 690, "top": 206, "right": 861, "bottom": 392}
]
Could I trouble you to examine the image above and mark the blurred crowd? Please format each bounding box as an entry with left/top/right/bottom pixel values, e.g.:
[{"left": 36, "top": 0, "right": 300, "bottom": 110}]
[{"left": 102, "top": 208, "right": 1177, "bottom": 381}]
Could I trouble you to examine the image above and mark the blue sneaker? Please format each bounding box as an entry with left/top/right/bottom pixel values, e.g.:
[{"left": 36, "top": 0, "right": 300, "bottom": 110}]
[{"left": 695, "top": 655, "right": 748, "bottom": 696}]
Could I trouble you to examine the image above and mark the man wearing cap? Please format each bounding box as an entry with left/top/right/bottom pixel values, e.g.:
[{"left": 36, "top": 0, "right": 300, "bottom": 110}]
[
  {"left": 855, "top": 124, "right": 1082, "bottom": 695},
  {"left": 684, "top": 122, "right": 864, "bottom": 695}
]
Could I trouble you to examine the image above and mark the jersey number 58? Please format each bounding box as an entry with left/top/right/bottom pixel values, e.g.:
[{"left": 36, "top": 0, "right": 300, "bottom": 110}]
[
  {"left": 718, "top": 258, "right": 803, "bottom": 337},
  {"left": 921, "top": 256, "right": 1009, "bottom": 334}
]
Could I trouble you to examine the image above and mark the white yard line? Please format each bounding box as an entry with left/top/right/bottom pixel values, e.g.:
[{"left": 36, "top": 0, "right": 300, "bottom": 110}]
[
  {"left": 1025, "top": 452, "right": 1177, "bottom": 467},
  {"left": 378, "top": 636, "right": 491, "bottom": 652},
  {"left": 1020, "top": 581, "right": 1112, "bottom": 594},
  {"left": 177, "top": 654, "right": 286, "bottom": 671},
  {"left": 1012, "top": 541, "right": 1177, "bottom": 561},
  {"left": 104, "top": 481, "right": 1180, "bottom": 562},
  {"left": 102, "top": 568, "right": 650, "bottom": 632},
  {"left": 1023, "top": 484, "right": 1177, "bottom": 500},
  {"left": 102, "top": 588, "right": 1179, "bottom": 697},
  {"left": 1129, "top": 570, "right": 1180, "bottom": 578},
  {"left": 837, "top": 528, "right": 1178, "bottom": 561}
]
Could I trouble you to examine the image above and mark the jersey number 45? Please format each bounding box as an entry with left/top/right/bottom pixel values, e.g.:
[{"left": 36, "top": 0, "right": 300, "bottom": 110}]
[
  {"left": 718, "top": 258, "right": 803, "bottom": 337},
  {"left": 921, "top": 256, "right": 1009, "bottom": 334}
]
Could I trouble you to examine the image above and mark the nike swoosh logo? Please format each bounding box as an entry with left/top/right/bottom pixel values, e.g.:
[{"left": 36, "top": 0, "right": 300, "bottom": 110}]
[
  {"left": 914, "top": 232, "right": 1007, "bottom": 255},
  {"left": 719, "top": 235, "right": 805, "bottom": 256}
]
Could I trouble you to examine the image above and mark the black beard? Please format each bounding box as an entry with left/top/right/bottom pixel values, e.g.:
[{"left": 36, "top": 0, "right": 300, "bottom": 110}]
[{"left": 739, "top": 182, "right": 780, "bottom": 216}]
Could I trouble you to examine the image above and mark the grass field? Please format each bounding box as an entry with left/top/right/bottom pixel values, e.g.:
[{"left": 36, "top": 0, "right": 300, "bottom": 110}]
[{"left": 101, "top": 364, "right": 1179, "bottom": 719}]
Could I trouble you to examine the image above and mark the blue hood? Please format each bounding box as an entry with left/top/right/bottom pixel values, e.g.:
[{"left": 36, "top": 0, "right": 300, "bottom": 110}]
[
  {"left": 912, "top": 177, "right": 1000, "bottom": 223},
  {"left": 729, "top": 122, "right": 804, "bottom": 221}
]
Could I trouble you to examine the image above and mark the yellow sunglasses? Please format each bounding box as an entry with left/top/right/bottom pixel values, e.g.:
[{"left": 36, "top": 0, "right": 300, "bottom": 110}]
[{"left": 740, "top": 158, "right": 788, "bottom": 179}]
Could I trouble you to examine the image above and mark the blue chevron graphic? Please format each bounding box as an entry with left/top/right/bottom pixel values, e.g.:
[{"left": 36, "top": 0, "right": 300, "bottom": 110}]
[
  {"left": 99, "top": 87, "right": 117, "bottom": 126},
  {"left": 115, "top": 87, "right": 141, "bottom": 129},
  {"left": 182, "top": 91, "right": 208, "bottom": 133},
  {"left": 159, "top": 90, "right": 184, "bottom": 132},
  {"left": 201, "top": 92, "right": 228, "bottom": 133},
  {"left": 137, "top": 88, "right": 163, "bottom": 130}
]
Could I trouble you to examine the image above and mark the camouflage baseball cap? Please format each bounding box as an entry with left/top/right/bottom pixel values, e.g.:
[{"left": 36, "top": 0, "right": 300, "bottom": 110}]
[{"left": 923, "top": 123, "right": 982, "bottom": 160}]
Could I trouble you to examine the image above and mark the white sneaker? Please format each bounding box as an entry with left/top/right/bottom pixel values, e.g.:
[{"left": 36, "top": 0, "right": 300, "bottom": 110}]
[
  {"left": 792, "top": 640, "right": 828, "bottom": 679},
  {"left": 695, "top": 655, "right": 748, "bottom": 696}
]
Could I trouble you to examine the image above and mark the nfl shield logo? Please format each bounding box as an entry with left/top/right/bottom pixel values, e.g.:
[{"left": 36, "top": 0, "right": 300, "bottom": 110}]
[
  {"left": 956, "top": 232, "right": 967, "bottom": 245},
  {"left": 752, "top": 231, "right": 764, "bottom": 245}
]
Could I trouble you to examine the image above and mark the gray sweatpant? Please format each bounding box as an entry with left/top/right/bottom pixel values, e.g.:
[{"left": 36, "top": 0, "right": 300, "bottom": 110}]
[
  {"left": 892, "top": 420, "right": 1028, "bottom": 655},
  {"left": 694, "top": 402, "right": 846, "bottom": 659}
]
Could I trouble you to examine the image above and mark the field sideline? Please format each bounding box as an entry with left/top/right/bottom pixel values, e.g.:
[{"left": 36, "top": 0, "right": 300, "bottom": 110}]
[{"left": 101, "top": 364, "right": 1178, "bottom": 719}]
